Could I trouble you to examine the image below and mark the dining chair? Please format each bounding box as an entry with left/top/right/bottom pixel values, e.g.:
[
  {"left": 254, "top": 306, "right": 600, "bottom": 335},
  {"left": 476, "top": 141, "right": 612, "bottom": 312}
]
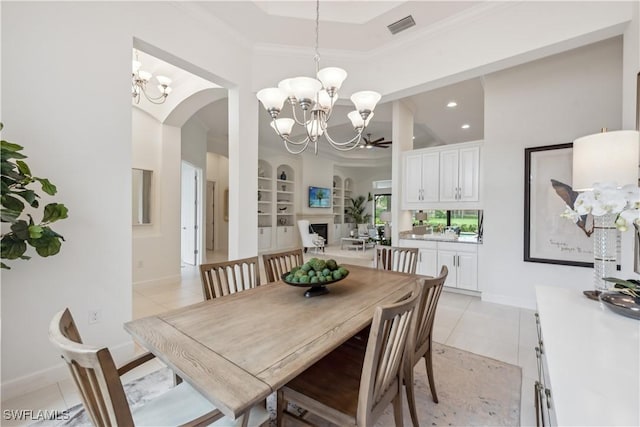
[
  {"left": 375, "top": 246, "right": 419, "bottom": 275},
  {"left": 49, "top": 308, "right": 269, "bottom": 427},
  {"left": 262, "top": 248, "right": 304, "bottom": 283},
  {"left": 277, "top": 282, "right": 420, "bottom": 427},
  {"left": 405, "top": 266, "right": 448, "bottom": 427},
  {"left": 200, "top": 256, "right": 261, "bottom": 300}
]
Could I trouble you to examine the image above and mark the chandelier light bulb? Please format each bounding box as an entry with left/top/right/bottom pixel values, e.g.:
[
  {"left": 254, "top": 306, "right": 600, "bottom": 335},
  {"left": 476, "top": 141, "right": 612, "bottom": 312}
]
[
  {"left": 289, "top": 77, "right": 322, "bottom": 106},
  {"left": 351, "top": 90, "right": 382, "bottom": 113},
  {"left": 317, "top": 67, "right": 347, "bottom": 93},
  {"left": 156, "top": 75, "right": 172, "bottom": 86},
  {"left": 348, "top": 111, "right": 374, "bottom": 129},
  {"left": 271, "top": 118, "right": 295, "bottom": 136},
  {"left": 316, "top": 90, "right": 335, "bottom": 110},
  {"left": 138, "top": 70, "right": 152, "bottom": 82},
  {"left": 257, "top": 88, "right": 287, "bottom": 114}
]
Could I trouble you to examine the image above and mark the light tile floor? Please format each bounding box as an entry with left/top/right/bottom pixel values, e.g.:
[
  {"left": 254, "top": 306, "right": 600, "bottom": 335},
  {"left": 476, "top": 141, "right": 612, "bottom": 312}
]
[{"left": 2, "top": 246, "right": 538, "bottom": 426}]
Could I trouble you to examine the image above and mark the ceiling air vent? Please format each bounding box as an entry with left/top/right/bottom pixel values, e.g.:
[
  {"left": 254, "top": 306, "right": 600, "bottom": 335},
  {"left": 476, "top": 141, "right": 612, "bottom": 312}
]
[{"left": 387, "top": 15, "right": 416, "bottom": 35}]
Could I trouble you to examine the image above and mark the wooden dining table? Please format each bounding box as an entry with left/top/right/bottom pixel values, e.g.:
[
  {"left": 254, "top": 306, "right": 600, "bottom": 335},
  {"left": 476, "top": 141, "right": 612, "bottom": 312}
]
[{"left": 124, "top": 264, "right": 418, "bottom": 420}]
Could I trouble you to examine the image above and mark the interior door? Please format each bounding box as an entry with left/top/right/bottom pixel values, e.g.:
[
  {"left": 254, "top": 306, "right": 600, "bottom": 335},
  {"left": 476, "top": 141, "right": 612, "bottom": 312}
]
[{"left": 181, "top": 162, "right": 197, "bottom": 266}]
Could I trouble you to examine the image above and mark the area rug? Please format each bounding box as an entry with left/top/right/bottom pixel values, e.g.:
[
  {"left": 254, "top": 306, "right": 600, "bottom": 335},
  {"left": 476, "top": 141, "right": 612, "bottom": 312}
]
[{"left": 33, "top": 343, "right": 521, "bottom": 427}]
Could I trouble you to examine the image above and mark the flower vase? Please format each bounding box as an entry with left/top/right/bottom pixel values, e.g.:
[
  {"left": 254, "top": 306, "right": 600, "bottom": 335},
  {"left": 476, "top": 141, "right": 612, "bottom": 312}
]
[{"left": 593, "top": 213, "right": 618, "bottom": 293}]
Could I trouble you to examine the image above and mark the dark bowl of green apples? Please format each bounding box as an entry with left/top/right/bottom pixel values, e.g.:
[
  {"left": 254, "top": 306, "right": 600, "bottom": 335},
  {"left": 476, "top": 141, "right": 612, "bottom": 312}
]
[{"left": 282, "top": 258, "right": 349, "bottom": 298}]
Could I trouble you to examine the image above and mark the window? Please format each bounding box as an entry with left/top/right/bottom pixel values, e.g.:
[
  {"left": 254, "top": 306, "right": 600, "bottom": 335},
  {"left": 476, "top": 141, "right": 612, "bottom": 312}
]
[
  {"left": 374, "top": 194, "right": 391, "bottom": 225},
  {"left": 417, "top": 210, "right": 482, "bottom": 234},
  {"left": 372, "top": 180, "right": 392, "bottom": 189}
]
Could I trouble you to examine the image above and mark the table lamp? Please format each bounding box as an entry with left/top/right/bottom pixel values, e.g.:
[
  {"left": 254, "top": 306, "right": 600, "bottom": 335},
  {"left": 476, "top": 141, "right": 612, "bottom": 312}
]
[
  {"left": 380, "top": 211, "right": 392, "bottom": 240},
  {"left": 415, "top": 211, "right": 427, "bottom": 225},
  {"left": 572, "top": 129, "right": 640, "bottom": 293}
]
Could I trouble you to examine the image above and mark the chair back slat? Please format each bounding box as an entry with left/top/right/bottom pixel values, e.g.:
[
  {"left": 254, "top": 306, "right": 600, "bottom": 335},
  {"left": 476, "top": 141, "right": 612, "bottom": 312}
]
[
  {"left": 199, "top": 257, "right": 261, "bottom": 300},
  {"left": 358, "top": 283, "right": 420, "bottom": 425},
  {"left": 262, "top": 249, "right": 304, "bottom": 283},
  {"left": 49, "top": 309, "right": 134, "bottom": 427},
  {"left": 413, "top": 266, "right": 448, "bottom": 358},
  {"left": 375, "top": 246, "right": 419, "bottom": 275}
]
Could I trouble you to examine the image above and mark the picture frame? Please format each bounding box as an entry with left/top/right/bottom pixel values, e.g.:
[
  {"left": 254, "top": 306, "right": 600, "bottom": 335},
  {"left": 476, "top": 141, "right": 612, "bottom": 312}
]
[{"left": 524, "top": 143, "right": 594, "bottom": 267}]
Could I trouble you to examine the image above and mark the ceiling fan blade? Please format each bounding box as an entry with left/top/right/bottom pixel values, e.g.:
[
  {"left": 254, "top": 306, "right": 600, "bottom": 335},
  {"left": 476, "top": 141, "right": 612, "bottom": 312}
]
[
  {"left": 374, "top": 144, "right": 389, "bottom": 148},
  {"left": 376, "top": 140, "right": 392, "bottom": 145},
  {"left": 372, "top": 137, "right": 385, "bottom": 144}
]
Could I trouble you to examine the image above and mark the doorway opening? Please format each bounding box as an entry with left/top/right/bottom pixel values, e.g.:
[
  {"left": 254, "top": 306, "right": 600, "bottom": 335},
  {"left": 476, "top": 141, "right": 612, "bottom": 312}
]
[{"left": 181, "top": 161, "right": 203, "bottom": 266}]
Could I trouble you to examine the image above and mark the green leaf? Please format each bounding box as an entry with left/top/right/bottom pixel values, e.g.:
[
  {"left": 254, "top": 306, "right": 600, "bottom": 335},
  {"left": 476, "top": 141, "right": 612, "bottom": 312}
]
[
  {"left": 14, "top": 190, "right": 39, "bottom": 207},
  {"left": 10, "top": 220, "right": 30, "bottom": 240},
  {"left": 1, "top": 262, "right": 9, "bottom": 270},
  {"left": 0, "top": 208, "right": 20, "bottom": 223},
  {"left": 1, "top": 140, "right": 24, "bottom": 152},
  {"left": 1, "top": 235, "right": 27, "bottom": 260},
  {"left": 15, "top": 160, "right": 31, "bottom": 176},
  {"left": 1, "top": 194, "right": 25, "bottom": 212},
  {"left": 28, "top": 225, "right": 43, "bottom": 239},
  {"left": 42, "top": 203, "right": 69, "bottom": 223},
  {"left": 28, "top": 227, "right": 62, "bottom": 257},
  {"left": 35, "top": 178, "right": 57, "bottom": 195},
  {"left": 603, "top": 277, "right": 639, "bottom": 289}
]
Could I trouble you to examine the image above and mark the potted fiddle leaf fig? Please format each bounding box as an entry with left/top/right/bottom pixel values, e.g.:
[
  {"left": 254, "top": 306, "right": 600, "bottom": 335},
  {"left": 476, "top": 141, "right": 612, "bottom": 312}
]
[{"left": 1, "top": 123, "right": 69, "bottom": 269}]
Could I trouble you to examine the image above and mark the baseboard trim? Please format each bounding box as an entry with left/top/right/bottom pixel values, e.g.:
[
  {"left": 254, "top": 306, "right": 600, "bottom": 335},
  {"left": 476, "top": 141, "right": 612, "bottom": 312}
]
[
  {"left": 482, "top": 292, "right": 537, "bottom": 310},
  {"left": 1, "top": 341, "right": 135, "bottom": 402}
]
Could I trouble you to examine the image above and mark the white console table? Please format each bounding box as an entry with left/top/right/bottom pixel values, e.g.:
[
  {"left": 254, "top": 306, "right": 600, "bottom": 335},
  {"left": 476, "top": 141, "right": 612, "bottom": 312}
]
[{"left": 535, "top": 286, "right": 639, "bottom": 426}]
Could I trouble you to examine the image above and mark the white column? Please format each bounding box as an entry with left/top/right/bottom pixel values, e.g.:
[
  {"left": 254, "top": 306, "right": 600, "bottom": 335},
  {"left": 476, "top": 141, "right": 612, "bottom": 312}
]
[
  {"left": 391, "top": 100, "right": 415, "bottom": 244},
  {"left": 228, "top": 87, "right": 259, "bottom": 259}
]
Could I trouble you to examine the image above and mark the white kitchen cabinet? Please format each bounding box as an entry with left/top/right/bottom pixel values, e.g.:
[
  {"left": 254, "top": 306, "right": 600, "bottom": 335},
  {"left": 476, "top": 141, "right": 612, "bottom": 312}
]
[
  {"left": 399, "top": 239, "right": 478, "bottom": 291},
  {"left": 403, "top": 152, "right": 439, "bottom": 207},
  {"left": 402, "top": 141, "right": 481, "bottom": 209},
  {"left": 258, "top": 227, "right": 272, "bottom": 250},
  {"left": 276, "top": 226, "right": 296, "bottom": 248},
  {"left": 438, "top": 241, "right": 478, "bottom": 290},
  {"left": 417, "top": 248, "right": 438, "bottom": 277},
  {"left": 439, "top": 145, "right": 479, "bottom": 202}
]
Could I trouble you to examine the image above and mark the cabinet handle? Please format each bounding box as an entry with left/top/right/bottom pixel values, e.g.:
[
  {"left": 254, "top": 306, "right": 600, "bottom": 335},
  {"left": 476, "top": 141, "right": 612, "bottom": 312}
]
[{"left": 544, "top": 388, "right": 552, "bottom": 409}]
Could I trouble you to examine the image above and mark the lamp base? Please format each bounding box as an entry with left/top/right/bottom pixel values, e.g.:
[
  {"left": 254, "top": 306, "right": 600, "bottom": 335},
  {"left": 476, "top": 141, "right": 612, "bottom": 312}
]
[{"left": 583, "top": 290, "right": 601, "bottom": 301}]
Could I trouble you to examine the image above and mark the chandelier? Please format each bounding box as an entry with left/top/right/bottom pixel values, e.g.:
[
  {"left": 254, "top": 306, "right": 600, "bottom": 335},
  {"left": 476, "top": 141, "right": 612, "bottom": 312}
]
[
  {"left": 132, "top": 50, "right": 172, "bottom": 105},
  {"left": 256, "top": 0, "right": 381, "bottom": 154}
]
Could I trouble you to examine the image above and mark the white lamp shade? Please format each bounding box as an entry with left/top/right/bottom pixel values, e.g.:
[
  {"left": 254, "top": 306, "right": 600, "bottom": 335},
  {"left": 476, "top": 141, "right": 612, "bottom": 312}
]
[
  {"left": 380, "top": 211, "right": 392, "bottom": 222},
  {"left": 138, "top": 70, "right": 152, "bottom": 82},
  {"left": 316, "top": 90, "right": 336, "bottom": 109},
  {"left": 415, "top": 211, "right": 428, "bottom": 221},
  {"left": 317, "top": 67, "right": 347, "bottom": 91},
  {"left": 289, "top": 77, "right": 322, "bottom": 103},
  {"left": 307, "top": 120, "right": 324, "bottom": 138},
  {"left": 256, "top": 87, "right": 287, "bottom": 111},
  {"left": 348, "top": 111, "right": 374, "bottom": 129},
  {"left": 158, "top": 85, "right": 173, "bottom": 95},
  {"left": 271, "top": 118, "right": 295, "bottom": 136},
  {"left": 156, "top": 75, "right": 172, "bottom": 86},
  {"left": 277, "top": 78, "right": 296, "bottom": 98},
  {"left": 572, "top": 130, "right": 640, "bottom": 191},
  {"left": 351, "top": 90, "right": 381, "bottom": 112}
]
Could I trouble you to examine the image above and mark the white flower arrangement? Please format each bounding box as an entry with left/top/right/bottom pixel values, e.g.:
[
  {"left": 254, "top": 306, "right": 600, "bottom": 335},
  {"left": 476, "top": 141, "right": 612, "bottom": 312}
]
[{"left": 562, "top": 182, "right": 640, "bottom": 231}]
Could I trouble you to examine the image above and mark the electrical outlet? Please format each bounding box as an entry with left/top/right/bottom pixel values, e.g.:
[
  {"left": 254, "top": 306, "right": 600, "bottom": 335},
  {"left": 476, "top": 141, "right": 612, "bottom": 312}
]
[{"left": 88, "top": 309, "right": 102, "bottom": 324}]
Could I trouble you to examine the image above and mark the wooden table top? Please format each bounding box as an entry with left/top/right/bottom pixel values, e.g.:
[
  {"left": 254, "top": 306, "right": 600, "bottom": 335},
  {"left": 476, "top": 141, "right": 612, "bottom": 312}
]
[{"left": 124, "top": 264, "right": 417, "bottom": 419}]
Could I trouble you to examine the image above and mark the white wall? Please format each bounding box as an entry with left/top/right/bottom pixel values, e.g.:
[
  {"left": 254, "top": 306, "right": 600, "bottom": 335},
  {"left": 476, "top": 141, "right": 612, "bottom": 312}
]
[
  {"left": 481, "top": 37, "right": 624, "bottom": 309},
  {"left": 132, "top": 108, "right": 182, "bottom": 286},
  {"left": 1, "top": 1, "right": 256, "bottom": 398}
]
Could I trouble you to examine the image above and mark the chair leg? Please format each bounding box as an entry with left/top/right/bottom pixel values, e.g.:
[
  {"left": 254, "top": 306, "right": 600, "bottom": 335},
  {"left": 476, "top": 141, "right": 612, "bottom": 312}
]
[
  {"left": 405, "top": 366, "right": 419, "bottom": 427},
  {"left": 277, "top": 389, "right": 286, "bottom": 427},
  {"left": 425, "top": 348, "right": 439, "bottom": 404},
  {"left": 392, "top": 390, "right": 404, "bottom": 427}
]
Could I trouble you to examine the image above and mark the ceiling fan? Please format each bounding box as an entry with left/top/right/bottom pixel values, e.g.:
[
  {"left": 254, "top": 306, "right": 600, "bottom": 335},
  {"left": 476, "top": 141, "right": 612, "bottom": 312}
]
[{"left": 359, "top": 133, "right": 392, "bottom": 149}]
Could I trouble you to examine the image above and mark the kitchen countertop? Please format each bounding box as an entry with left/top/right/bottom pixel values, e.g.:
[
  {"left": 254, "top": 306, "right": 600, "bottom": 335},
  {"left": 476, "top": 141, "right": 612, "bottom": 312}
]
[{"left": 398, "top": 231, "right": 481, "bottom": 244}]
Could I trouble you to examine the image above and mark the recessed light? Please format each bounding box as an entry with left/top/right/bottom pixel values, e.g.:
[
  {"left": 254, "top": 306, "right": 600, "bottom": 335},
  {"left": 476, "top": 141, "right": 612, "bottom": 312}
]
[
  {"left": 461, "top": 124, "right": 470, "bottom": 129},
  {"left": 447, "top": 101, "right": 457, "bottom": 108}
]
